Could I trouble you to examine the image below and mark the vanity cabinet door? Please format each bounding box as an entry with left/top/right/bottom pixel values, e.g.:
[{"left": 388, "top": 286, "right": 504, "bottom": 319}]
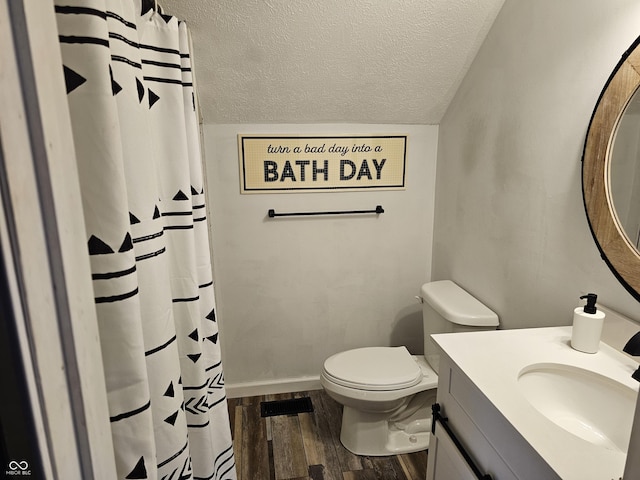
[
  {"left": 427, "top": 354, "right": 559, "bottom": 480},
  {"left": 426, "top": 419, "right": 477, "bottom": 480}
]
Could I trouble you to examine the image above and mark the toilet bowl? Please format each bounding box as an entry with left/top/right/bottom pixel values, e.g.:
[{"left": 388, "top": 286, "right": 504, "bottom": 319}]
[
  {"left": 321, "top": 346, "right": 438, "bottom": 455},
  {"left": 320, "top": 280, "right": 499, "bottom": 456}
]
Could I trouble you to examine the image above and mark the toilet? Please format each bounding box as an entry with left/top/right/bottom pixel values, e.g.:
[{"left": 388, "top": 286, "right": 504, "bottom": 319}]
[{"left": 320, "top": 280, "right": 499, "bottom": 456}]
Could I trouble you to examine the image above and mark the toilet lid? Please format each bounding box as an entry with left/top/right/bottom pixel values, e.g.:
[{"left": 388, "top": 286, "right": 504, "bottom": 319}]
[{"left": 322, "top": 346, "right": 422, "bottom": 391}]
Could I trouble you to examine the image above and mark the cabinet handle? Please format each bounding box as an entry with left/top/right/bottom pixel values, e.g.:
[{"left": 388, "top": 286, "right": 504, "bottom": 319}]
[{"left": 431, "top": 403, "right": 493, "bottom": 480}]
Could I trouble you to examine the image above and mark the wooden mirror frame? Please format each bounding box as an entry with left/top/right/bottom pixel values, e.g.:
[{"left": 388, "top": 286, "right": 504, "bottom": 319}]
[{"left": 583, "top": 36, "right": 640, "bottom": 302}]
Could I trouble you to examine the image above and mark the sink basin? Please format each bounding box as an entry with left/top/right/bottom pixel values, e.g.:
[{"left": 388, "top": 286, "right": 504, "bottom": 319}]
[{"left": 518, "top": 363, "right": 636, "bottom": 452}]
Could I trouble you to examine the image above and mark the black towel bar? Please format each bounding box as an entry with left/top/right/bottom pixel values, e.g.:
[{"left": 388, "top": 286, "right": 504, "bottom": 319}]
[{"left": 267, "top": 205, "right": 384, "bottom": 218}]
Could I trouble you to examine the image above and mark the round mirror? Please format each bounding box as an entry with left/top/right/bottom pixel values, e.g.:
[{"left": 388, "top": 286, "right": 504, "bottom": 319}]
[{"left": 583, "top": 36, "right": 640, "bottom": 301}]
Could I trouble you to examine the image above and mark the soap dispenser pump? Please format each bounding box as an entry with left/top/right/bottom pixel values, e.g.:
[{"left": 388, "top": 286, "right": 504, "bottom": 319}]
[{"left": 570, "top": 293, "right": 605, "bottom": 354}]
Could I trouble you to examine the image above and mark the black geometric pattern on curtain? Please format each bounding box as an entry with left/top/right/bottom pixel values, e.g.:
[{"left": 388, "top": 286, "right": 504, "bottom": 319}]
[{"left": 54, "top": 1, "right": 236, "bottom": 479}]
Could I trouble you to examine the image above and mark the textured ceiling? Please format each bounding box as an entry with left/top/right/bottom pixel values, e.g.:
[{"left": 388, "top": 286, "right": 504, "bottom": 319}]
[{"left": 159, "top": 0, "right": 506, "bottom": 125}]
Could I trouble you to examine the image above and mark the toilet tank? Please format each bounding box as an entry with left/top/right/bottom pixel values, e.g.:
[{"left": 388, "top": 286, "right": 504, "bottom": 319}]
[{"left": 421, "top": 280, "right": 499, "bottom": 374}]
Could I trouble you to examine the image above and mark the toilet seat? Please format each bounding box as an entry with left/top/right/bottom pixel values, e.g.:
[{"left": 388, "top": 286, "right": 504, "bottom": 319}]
[{"left": 322, "top": 346, "right": 422, "bottom": 391}]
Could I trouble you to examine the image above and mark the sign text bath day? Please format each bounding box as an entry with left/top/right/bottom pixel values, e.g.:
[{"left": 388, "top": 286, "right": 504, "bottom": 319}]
[{"left": 238, "top": 135, "right": 407, "bottom": 193}]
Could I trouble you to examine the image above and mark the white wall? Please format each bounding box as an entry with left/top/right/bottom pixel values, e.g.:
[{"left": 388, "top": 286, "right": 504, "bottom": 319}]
[
  {"left": 204, "top": 124, "right": 437, "bottom": 394},
  {"left": 434, "top": 0, "right": 640, "bottom": 328}
]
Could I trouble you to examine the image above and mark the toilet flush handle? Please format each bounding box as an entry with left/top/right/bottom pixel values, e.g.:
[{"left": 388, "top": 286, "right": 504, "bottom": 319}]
[{"left": 415, "top": 296, "right": 424, "bottom": 304}]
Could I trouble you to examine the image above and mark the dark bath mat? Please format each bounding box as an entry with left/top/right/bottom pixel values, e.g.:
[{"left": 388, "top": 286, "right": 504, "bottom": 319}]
[{"left": 260, "top": 396, "right": 314, "bottom": 417}]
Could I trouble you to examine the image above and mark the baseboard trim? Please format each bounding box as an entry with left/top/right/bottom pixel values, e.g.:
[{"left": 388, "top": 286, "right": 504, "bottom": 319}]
[{"left": 226, "top": 375, "right": 322, "bottom": 398}]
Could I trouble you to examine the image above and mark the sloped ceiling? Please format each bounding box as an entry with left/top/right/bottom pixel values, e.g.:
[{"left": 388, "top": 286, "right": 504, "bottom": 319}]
[{"left": 159, "top": 0, "right": 506, "bottom": 125}]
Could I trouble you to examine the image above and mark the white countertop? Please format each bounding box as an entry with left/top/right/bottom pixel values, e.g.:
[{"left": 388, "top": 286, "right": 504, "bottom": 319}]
[{"left": 432, "top": 326, "right": 639, "bottom": 480}]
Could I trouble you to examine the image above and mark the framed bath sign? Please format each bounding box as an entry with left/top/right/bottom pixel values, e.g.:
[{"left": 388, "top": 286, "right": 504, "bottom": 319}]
[{"left": 238, "top": 134, "right": 407, "bottom": 193}]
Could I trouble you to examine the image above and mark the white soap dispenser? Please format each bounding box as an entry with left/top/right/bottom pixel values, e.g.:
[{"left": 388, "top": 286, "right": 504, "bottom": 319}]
[{"left": 571, "top": 293, "right": 605, "bottom": 354}]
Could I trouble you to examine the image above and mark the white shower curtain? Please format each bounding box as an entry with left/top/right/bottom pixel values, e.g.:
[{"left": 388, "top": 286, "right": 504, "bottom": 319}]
[{"left": 54, "top": 1, "right": 236, "bottom": 478}]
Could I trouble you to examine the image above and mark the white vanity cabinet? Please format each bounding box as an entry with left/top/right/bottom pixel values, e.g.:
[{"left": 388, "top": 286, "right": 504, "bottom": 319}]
[{"left": 426, "top": 352, "right": 559, "bottom": 480}]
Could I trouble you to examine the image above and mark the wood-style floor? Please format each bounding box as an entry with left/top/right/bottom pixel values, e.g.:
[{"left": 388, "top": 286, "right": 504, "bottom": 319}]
[{"left": 227, "top": 389, "right": 428, "bottom": 480}]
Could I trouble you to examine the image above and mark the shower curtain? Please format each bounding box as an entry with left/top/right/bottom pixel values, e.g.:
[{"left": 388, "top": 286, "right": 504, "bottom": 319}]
[{"left": 54, "top": 1, "right": 236, "bottom": 478}]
